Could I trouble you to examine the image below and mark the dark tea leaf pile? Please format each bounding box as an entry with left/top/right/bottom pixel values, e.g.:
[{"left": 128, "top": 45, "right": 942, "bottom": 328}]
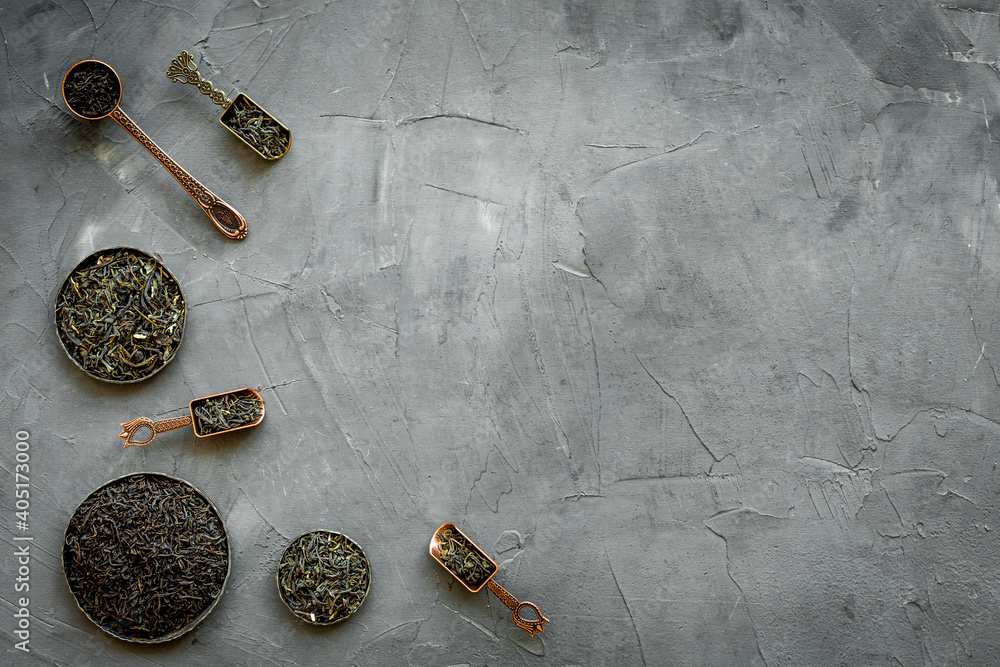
[
  {"left": 277, "top": 531, "right": 371, "bottom": 624},
  {"left": 62, "top": 473, "right": 229, "bottom": 642},
  {"left": 192, "top": 390, "right": 264, "bottom": 435},
  {"left": 221, "top": 94, "right": 290, "bottom": 159},
  {"left": 55, "top": 248, "right": 184, "bottom": 382},
  {"left": 63, "top": 61, "right": 120, "bottom": 118},
  {"left": 436, "top": 527, "right": 496, "bottom": 589}
]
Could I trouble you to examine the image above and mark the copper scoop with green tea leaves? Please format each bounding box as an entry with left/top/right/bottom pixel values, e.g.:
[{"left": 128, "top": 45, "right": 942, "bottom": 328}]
[
  {"left": 166, "top": 50, "right": 290, "bottom": 160},
  {"left": 430, "top": 523, "right": 550, "bottom": 637},
  {"left": 119, "top": 387, "right": 264, "bottom": 447}
]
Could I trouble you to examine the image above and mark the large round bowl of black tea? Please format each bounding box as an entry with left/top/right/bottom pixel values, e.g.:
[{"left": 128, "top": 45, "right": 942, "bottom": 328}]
[
  {"left": 276, "top": 530, "right": 372, "bottom": 625},
  {"left": 55, "top": 247, "right": 185, "bottom": 383},
  {"left": 62, "top": 472, "right": 230, "bottom": 642}
]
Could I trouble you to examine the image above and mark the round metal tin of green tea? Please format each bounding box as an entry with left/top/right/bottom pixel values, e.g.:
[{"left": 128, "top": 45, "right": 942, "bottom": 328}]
[
  {"left": 61, "top": 472, "right": 230, "bottom": 643},
  {"left": 54, "top": 247, "right": 186, "bottom": 383},
  {"left": 276, "top": 530, "right": 372, "bottom": 625}
]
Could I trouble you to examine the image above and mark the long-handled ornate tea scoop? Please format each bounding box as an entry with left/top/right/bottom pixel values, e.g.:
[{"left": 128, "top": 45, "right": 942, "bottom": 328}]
[
  {"left": 166, "top": 50, "right": 291, "bottom": 160},
  {"left": 62, "top": 59, "right": 248, "bottom": 239},
  {"left": 429, "top": 522, "right": 550, "bottom": 636},
  {"left": 120, "top": 388, "right": 264, "bottom": 447}
]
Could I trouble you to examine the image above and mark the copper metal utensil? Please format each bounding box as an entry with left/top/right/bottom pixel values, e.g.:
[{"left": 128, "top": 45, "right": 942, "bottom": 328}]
[
  {"left": 119, "top": 387, "right": 264, "bottom": 447},
  {"left": 166, "top": 51, "right": 291, "bottom": 160},
  {"left": 62, "top": 59, "right": 248, "bottom": 239},
  {"left": 429, "top": 522, "right": 550, "bottom": 637}
]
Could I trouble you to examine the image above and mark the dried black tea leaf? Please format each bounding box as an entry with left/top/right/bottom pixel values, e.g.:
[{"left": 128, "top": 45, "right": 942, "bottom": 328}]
[
  {"left": 63, "top": 60, "right": 121, "bottom": 118},
  {"left": 62, "top": 473, "right": 229, "bottom": 642}
]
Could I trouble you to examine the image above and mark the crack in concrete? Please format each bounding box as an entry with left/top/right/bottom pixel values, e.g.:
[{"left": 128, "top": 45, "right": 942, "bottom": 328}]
[
  {"left": 241, "top": 297, "right": 285, "bottom": 416},
  {"left": 438, "top": 599, "right": 500, "bottom": 642},
  {"left": 595, "top": 130, "right": 715, "bottom": 180},
  {"left": 373, "top": 0, "right": 415, "bottom": 117},
  {"left": 398, "top": 112, "right": 524, "bottom": 134},
  {"left": 704, "top": 515, "right": 771, "bottom": 666},
  {"left": 634, "top": 353, "right": 721, "bottom": 462},
  {"left": 606, "top": 548, "right": 646, "bottom": 667},
  {"left": 424, "top": 182, "right": 505, "bottom": 207}
]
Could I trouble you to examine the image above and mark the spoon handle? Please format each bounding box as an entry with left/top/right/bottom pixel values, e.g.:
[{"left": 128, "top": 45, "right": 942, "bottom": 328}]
[
  {"left": 485, "top": 579, "right": 550, "bottom": 637},
  {"left": 119, "top": 415, "right": 193, "bottom": 447},
  {"left": 109, "top": 107, "right": 248, "bottom": 240},
  {"left": 165, "top": 50, "right": 231, "bottom": 107}
]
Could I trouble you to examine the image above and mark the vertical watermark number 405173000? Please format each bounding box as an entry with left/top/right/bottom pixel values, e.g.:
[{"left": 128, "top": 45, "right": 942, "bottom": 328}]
[{"left": 12, "top": 430, "right": 31, "bottom": 653}]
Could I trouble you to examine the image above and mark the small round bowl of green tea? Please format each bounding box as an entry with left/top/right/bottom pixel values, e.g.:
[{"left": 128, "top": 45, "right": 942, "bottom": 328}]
[
  {"left": 55, "top": 247, "right": 185, "bottom": 383},
  {"left": 62, "top": 472, "right": 230, "bottom": 643},
  {"left": 276, "top": 530, "right": 372, "bottom": 625}
]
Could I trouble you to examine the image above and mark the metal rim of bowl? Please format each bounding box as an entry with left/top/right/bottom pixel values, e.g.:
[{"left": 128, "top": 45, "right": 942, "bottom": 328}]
[
  {"left": 275, "top": 529, "right": 372, "bottom": 625},
  {"left": 61, "top": 59, "right": 122, "bottom": 120},
  {"left": 54, "top": 246, "right": 186, "bottom": 384},
  {"left": 61, "top": 471, "right": 230, "bottom": 643}
]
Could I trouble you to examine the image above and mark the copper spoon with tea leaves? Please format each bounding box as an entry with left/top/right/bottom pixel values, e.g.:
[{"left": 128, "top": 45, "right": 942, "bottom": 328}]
[
  {"left": 62, "top": 60, "right": 248, "bottom": 240},
  {"left": 430, "top": 522, "right": 550, "bottom": 637},
  {"left": 119, "top": 388, "right": 264, "bottom": 447}
]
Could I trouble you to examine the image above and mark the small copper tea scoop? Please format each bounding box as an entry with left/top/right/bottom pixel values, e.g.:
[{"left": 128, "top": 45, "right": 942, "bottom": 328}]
[
  {"left": 61, "top": 60, "right": 248, "bottom": 239},
  {"left": 429, "top": 522, "right": 550, "bottom": 637},
  {"left": 166, "top": 51, "right": 291, "bottom": 160},
  {"left": 119, "top": 387, "right": 264, "bottom": 447}
]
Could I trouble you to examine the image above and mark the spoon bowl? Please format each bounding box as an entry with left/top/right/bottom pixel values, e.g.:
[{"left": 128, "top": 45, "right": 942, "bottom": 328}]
[{"left": 62, "top": 60, "right": 121, "bottom": 119}]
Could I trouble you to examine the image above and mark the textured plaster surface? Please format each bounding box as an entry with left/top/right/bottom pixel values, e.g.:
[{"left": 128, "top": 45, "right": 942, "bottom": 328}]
[{"left": 3, "top": 0, "right": 1000, "bottom": 665}]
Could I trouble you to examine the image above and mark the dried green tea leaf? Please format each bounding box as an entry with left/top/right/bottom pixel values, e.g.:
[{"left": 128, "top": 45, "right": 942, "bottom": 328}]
[
  {"left": 437, "top": 527, "right": 496, "bottom": 589},
  {"left": 55, "top": 248, "right": 185, "bottom": 382},
  {"left": 192, "top": 390, "right": 263, "bottom": 435},
  {"left": 277, "top": 531, "right": 371, "bottom": 624},
  {"left": 220, "top": 94, "right": 290, "bottom": 159}
]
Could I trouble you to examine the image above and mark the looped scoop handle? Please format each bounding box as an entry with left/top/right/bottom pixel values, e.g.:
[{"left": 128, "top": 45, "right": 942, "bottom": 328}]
[
  {"left": 486, "top": 579, "right": 550, "bottom": 637},
  {"left": 119, "top": 415, "right": 193, "bottom": 447}
]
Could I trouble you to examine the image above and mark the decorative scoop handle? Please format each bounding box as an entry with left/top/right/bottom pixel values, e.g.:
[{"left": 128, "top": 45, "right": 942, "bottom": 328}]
[
  {"left": 486, "top": 579, "right": 550, "bottom": 637},
  {"left": 165, "top": 50, "right": 231, "bottom": 107},
  {"left": 109, "top": 106, "right": 248, "bottom": 239},
  {"left": 119, "top": 415, "right": 192, "bottom": 447}
]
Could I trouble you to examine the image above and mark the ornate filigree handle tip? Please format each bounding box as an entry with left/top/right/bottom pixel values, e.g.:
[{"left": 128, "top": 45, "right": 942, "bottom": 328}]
[
  {"left": 166, "top": 50, "right": 231, "bottom": 107},
  {"left": 119, "top": 417, "right": 156, "bottom": 447},
  {"left": 513, "top": 602, "right": 550, "bottom": 637},
  {"left": 209, "top": 201, "right": 248, "bottom": 239},
  {"left": 486, "top": 579, "right": 550, "bottom": 637}
]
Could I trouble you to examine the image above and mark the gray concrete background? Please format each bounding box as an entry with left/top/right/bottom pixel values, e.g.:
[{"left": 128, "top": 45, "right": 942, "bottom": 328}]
[{"left": 3, "top": 0, "right": 1000, "bottom": 664}]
